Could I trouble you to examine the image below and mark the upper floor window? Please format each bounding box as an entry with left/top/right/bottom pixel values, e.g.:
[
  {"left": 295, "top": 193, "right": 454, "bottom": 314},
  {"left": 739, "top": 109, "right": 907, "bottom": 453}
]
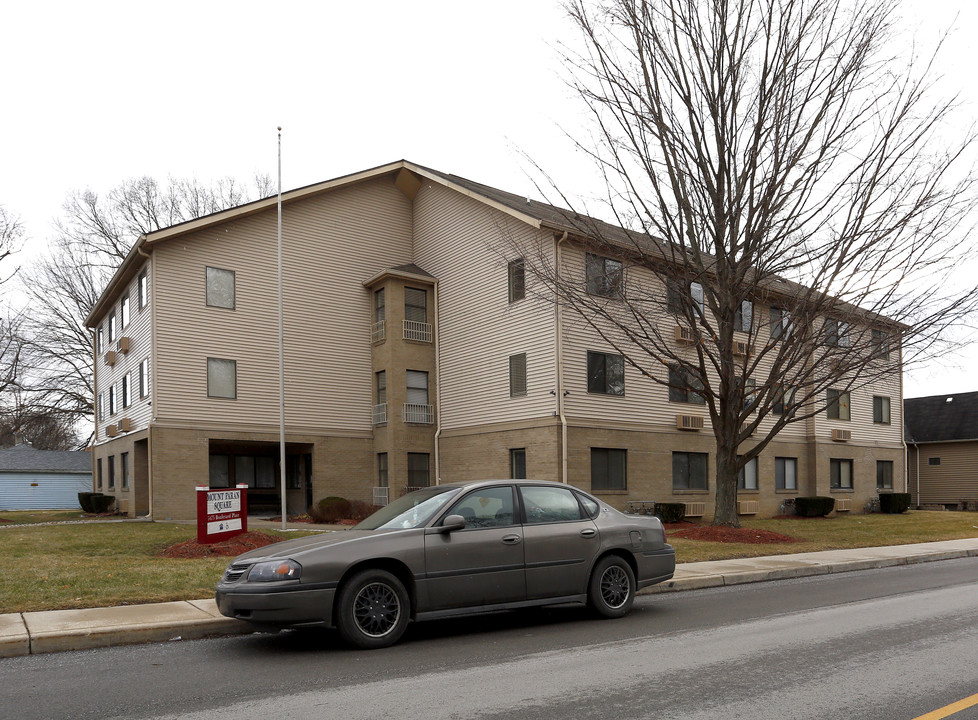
[
  {"left": 138, "top": 269, "right": 148, "bottom": 310},
  {"left": 667, "top": 280, "right": 704, "bottom": 316},
  {"left": 406, "top": 370, "right": 429, "bottom": 405},
  {"left": 108, "top": 385, "right": 116, "bottom": 415},
  {"left": 586, "top": 253, "right": 623, "bottom": 298},
  {"left": 826, "top": 388, "right": 850, "bottom": 421},
  {"left": 97, "top": 392, "right": 104, "bottom": 422},
  {"left": 207, "top": 357, "right": 237, "bottom": 399},
  {"left": 826, "top": 318, "right": 850, "bottom": 347},
  {"left": 509, "top": 353, "right": 527, "bottom": 397},
  {"left": 374, "top": 288, "right": 385, "bottom": 324},
  {"left": 376, "top": 370, "right": 387, "bottom": 404},
  {"left": 139, "top": 358, "right": 149, "bottom": 399},
  {"left": 587, "top": 351, "right": 624, "bottom": 395},
  {"left": 873, "top": 396, "right": 891, "bottom": 424},
  {"left": 120, "top": 293, "right": 131, "bottom": 329},
  {"left": 770, "top": 307, "right": 792, "bottom": 340},
  {"left": 405, "top": 287, "right": 427, "bottom": 323},
  {"left": 508, "top": 258, "right": 525, "bottom": 303},
  {"left": 122, "top": 373, "right": 131, "bottom": 409},
  {"left": 872, "top": 329, "right": 890, "bottom": 360},
  {"left": 669, "top": 365, "right": 705, "bottom": 404},
  {"left": 206, "top": 267, "right": 235, "bottom": 309},
  {"left": 97, "top": 326, "right": 104, "bottom": 354},
  {"left": 734, "top": 300, "right": 753, "bottom": 332},
  {"left": 108, "top": 313, "right": 116, "bottom": 343}
]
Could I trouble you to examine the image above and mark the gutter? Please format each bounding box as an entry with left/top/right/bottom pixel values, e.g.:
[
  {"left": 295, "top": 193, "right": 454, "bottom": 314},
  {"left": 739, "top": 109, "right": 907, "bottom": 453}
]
[
  {"left": 555, "top": 232, "right": 568, "bottom": 484},
  {"left": 433, "top": 281, "right": 442, "bottom": 485}
]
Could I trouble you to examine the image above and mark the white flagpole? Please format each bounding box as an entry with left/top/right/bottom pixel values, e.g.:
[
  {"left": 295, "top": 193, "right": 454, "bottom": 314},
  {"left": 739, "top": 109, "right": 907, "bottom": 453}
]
[{"left": 277, "top": 127, "right": 287, "bottom": 531}]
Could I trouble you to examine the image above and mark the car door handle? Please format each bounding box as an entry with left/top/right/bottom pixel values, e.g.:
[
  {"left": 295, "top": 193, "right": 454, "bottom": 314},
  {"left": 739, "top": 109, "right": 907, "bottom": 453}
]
[
  {"left": 501, "top": 534, "right": 522, "bottom": 545},
  {"left": 580, "top": 528, "right": 596, "bottom": 538}
]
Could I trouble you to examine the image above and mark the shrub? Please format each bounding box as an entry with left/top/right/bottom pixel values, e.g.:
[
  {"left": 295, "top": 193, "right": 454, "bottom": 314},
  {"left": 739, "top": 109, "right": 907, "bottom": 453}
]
[
  {"left": 879, "top": 493, "right": 912, "bottom": 514},
  {"left": 88, "top": 494, "right": 115, "bottom": 514},
  {"left": 655, "top": 502, "right": 686, "bottom": 523},
  {"left": 794, "top": 496, "right": 835, "bottom": 517},
  {"left": 78, "top": 492, "right": 97, "bottom": 513},
  {"left": 348, "top": 500, "right": 378, "bottom": 523},
  {"left": 308, "top": 496, "right": 353, "bottom": 524}
]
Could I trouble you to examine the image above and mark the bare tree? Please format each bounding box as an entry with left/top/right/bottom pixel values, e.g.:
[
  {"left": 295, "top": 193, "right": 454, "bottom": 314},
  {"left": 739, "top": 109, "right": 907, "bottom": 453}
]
[
  {"left": 520, "top": 0, "right": 978, "bottom": 525},
  {"left": 19, "top": 174, "right": 272, "bottom": 442}
]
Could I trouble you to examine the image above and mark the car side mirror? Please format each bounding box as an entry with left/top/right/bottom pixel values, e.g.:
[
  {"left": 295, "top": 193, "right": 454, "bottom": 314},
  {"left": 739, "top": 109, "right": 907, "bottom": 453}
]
[{"left": 440, "top": 514, "right": 466, "bottom": 533}]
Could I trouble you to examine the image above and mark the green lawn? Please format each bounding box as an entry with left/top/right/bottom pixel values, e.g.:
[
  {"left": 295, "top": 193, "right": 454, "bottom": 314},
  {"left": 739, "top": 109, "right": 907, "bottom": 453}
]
[
  {"left": 0, "top": 510, "right": 87, "bottom": 525},
  {"left": 1, "top": 510, "right": 976, "bottom": 614}
]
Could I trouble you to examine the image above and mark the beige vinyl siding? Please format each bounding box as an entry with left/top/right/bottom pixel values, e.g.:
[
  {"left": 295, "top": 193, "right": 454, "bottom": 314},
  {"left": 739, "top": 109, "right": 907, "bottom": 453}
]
[
  {"left": 152, "top": 176, "right": 413, "bottom": 432},
  {"left": 412, "top": 182, "right": 557, "bottom": 430},
  {"left": 94, "top": 261, "right": 153, "bottom": 443},
  {"left": 910, "top": 441, "right": 978, "bottom": 505}
]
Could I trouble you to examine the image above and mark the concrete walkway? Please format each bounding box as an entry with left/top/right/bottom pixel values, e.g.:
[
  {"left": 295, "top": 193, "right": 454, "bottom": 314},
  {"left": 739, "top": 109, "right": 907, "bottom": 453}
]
[{"left": 3, "top": 537, "right": 977, "bottom": 658}]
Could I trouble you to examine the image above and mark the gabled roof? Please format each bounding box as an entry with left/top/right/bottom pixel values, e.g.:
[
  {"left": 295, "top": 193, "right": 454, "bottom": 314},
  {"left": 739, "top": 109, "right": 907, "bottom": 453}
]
[
  {"left": 0, "top": 444, "right": 92, "bottom": 474},
  {"left": 905, "top": 391, "right": 978, "bottom": 443}
]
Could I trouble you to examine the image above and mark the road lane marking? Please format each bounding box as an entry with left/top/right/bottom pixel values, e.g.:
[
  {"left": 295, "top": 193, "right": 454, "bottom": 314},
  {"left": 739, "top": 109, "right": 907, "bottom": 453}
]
[{"left": 913, "top": 693, "right": 978, "bottom": 720}]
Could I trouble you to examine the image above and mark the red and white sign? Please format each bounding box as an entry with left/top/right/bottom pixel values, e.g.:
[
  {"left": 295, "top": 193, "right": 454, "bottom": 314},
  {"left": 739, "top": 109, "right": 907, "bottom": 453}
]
[{"left": 197, "top": 484, "right": 248, "bottom": 544}]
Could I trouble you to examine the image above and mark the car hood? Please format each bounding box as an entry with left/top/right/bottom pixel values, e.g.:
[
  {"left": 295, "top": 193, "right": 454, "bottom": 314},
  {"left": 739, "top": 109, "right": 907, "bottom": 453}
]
[{"left": 230, "top": 528, "right": 407, "bottom": 564}]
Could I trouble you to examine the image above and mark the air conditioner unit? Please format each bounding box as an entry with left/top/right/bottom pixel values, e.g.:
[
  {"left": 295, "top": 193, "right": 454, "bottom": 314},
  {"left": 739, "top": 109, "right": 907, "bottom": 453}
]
[
  {"left": 117, "top": 337, "right": 131, "bottom": 354},
  {"left": 372, "top": 487, "right": 389, "bottom": 506},
  {"left": 684, "top": 502, "right": 706, "bottom": 517},
  {"left": 104, "top": 350, "right": 117, "bottom": 366},
  {"left": 675, "top": 325, "right": 695, "bottom": 345},
  {"left": 737, "top": 500, "right": 759, "bottom": 515},
  {"left": 832, "top": 428, "right": 851, "bottom": 442},
  {"left": 118, "top": 418, "right": 132, "bottom": 432},
  {"left": 676, "top": 414, "right": 704, "bottom": 431},
  {"left": 734, "top": 341, "right": 750, "bottom": 357},
  {"left": 106, "top": 425, "right": 118, "bottom": 437},
  {"left": 835, "top": 498, "right": 852, "bottom": 512}
]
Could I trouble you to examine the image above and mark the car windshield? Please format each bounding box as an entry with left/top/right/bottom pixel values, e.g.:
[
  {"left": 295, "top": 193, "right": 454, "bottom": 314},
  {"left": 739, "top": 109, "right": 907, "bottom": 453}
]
[{"left": 355, "top": 486, "right": 460, "bottom": 530}]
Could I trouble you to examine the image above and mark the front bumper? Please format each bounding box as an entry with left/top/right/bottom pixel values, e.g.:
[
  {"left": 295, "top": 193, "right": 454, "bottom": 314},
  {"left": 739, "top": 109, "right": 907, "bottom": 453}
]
[{"left": 216, "top": 584, "right": 337, "bottom": 628}]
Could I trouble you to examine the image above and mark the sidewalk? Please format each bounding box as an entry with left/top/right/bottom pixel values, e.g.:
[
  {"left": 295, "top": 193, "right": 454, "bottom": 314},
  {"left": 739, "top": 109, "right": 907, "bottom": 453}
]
[{"left": 3, "top": 537, "right": 977, "bottom": 658}]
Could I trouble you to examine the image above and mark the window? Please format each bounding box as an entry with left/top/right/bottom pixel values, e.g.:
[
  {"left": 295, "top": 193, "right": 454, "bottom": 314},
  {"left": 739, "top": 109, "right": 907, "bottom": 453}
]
[
  {"left": 739, "top": 377, "right": 757, "bottom": 412},
  {"left": 376, "top": 371, "right": 387, "bottom": 404},
  {"left": 97, "top": 392, "right": 104, "bottom": 422},
  {"left": 509, "top": 353, "right": 527, "bottom": 397},
  {"left": 877, "top": 460, "right": 893, "bottom": 490},
  {"left": 510, "top": 448, "right": 527, "bottom": 479},
  {"left": 209, "top": 455, "right": 230, "bottom": 488},
  {"left": 668, "top": 365, "right": 705, "bottom": 404},
  {"left": 775, "top": 457, "right": 798, "bottom": 490},
  {"left": 591, "top": 448, "right": 627, "bottom": 491},
  {"left": 830, "top": 458, "right": 853, "bottom": 489},
  {"left": 508, "top": 258, "right": 525, "bottom": 303},
  {"left": 873, "top": 396, "right": 891, "bottom": 424},
  {"left": 928, "top": 457, "right": 941, "bottom": 466},
  {"left": 404, "top": 287, "right": 427, "bottom": 323},
  {"left": 120, "top": 293, "right": 130, "bottom": 329},
  {"left": 377, "top": 453, "right": 388, "bottom": 487},
  {"left": 826, "top": 318, "right": 850, "bottom": 347},
  {"left": 206, "top": 267, "right": 235, "bottom": 309},
  {"left": 587, "top": 351, "right": 624, "bottom": 395},
  {"left": 773, "top": 386, "right": 795, "bottom": 416},
  {"left": 406, "top": 370, "right": 428, "bottom": 405},
  {"left": 96, "top": 458, "right": 103, "bottom": 490},
  {"left": 138, "top": 269, "right": 148, "bottom": 310},
  {"left": 770, "top": 307, "right": 792, "bottom": 340},
  {"left": 667, "top": 279, "right": 704, "bottom": 315},
  {"left": 738, "top": 457, "right": 758, "bottom": 490},
  {"left": 374, "top": 288, "right": 385, "bottom": 324},
  {"left": 408, "top": 453, "right": 430, "bottom": 487},
  {"left": 255, "top": 457, "right": 275, "bottom": 488},
  {"left": 586, "top": 253, "right": 623, "bottom": 298},
  {"left": 97, "top": 326, "right": 104, "bottom": 354},
  {"left": 121, "top": 373, "right": 131, "bottom": 409},
  {"left": 108, "top": 385, "right": 116, "bottom": 415},
  {"left": 121, "top": 453, "right": 129, "bottom": 490},
  {"left": 826, "top": 388, "right": 850, "bottom": 421},
  {"left": 207, "top": 358, "right": 237, "bottom": 399},
  {"left": 139, "top": 358, "right": 149, "bottom": 399},
  {"left": 286, "top": 456, "right": 301, "bottom": 490},
  {"left": 872, "top": 329, "right": 890, "bottom": 360},
  {"left": 734, "top": 300, "right": 753, "bottom": 332},
  {"left": 107, "top": 455, "right": 115, "bottom": 490},
  {"left": 235, "top": 456, "right": 256, "bottom": 487},
  {"left": 521, "top": 485, "right": 585, "bottom": 524},
  {"left": 108, "top": 313, "right": 116, "bottom": 343},
  {"left": 447, "top": 486, "right": 517, "bottom": 528},
  {"left": 673, "top": 452, "right": 709, "bottom": 490}
]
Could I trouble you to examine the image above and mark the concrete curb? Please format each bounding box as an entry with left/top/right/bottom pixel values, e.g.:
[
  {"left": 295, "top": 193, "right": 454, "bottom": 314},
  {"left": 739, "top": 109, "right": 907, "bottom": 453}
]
[{"left": 3, "top": 538, "right": 977, "bottom": 658}]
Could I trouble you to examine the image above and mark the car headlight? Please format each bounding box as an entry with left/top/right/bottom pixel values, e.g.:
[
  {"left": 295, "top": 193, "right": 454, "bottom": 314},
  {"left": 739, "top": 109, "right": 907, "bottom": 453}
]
[{"left": 247, "top": 559, "right": 302, "bottom": 582}]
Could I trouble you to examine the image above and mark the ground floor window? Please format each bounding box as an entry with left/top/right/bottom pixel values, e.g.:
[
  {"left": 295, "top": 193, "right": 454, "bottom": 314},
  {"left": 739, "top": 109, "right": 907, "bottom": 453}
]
[
  {"left": 510, "top": 448, "right": 527, "bottom": 479},
  {"left": 408, "top": 453, "right": 430, "bottom": 487},
  {"left": 97, "top": 458, "right": 103, "bottom": 489},
  {"left": 591, "top": 448, "right": 626, "bottom": 491},
  {"left": 121, "top": 452, "right": 129, "bottom": 490},
  {"left": 673, "top": 452, "right": 708, "bottom": 490},
  {"left": 775, "top": 457, "right": 797, "bottom": 490},
  {"left": 830, "top": 458, "right": 853, "bottom": 489},
  {"left": 107, "top": 455, "right": 115, "bottom": 489},
  {"left": 377, "top": 453, "right": 388, "bottom": 487},
  {"left": 737, "top": 456, "right": 758, "bottom": 490},
  {"left": 876, "top": 460, "right": 893, "bottom": 490}
]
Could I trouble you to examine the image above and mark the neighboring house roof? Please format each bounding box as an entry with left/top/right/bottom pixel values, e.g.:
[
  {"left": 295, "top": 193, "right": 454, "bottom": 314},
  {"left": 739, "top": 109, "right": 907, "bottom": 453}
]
[
  {"left": 904, "top": 392, "right": 978, "bottom": 443},
  {"left": 0, "top": 444, "right": 92, "bottom": 474}
]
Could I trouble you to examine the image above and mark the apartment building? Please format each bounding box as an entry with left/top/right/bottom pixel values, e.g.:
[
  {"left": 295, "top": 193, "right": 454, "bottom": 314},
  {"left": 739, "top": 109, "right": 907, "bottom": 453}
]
[{"left": 86, "top": 160, "right": 905, "bottom": 521}]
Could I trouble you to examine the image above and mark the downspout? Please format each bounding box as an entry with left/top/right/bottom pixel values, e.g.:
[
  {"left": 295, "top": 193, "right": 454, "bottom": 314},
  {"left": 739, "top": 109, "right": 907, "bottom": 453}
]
[
  {"left": 433, "top": 280, "right": 442, "bottom": 485},
  {"left": 137, "top": 239, "right": 155, "bottom": 519},
  {"left": 555, "top": 232, "right": 569, "bottom": 484}
]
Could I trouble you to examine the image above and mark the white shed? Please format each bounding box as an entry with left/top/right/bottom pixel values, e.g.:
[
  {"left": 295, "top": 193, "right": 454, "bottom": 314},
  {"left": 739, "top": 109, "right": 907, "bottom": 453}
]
[{"left": 0, "top": 444, "right": 92, "bottom": 510}]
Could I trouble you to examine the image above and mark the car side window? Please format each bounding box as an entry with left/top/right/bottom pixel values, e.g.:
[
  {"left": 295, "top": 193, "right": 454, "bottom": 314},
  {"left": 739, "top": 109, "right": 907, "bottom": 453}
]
[
  {"left": 444, "top": 486, "right": 516, "bottom": 529},
  {"left": 520, "top": 486, "right": 585, "bottom": 524},
  {"left": 577, "top": 493, "right": 600, "bottom": 518}
]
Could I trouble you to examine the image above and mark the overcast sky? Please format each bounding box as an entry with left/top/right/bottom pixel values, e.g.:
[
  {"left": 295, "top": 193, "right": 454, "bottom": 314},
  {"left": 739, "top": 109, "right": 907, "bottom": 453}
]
[{"left": 1, "top": 0, "right": 974, "bottom": 399}]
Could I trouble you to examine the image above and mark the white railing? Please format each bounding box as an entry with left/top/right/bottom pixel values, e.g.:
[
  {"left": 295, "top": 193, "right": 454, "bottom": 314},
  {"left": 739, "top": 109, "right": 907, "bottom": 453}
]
[
  {"left": 372, "top": 403, "right": 388, "bottom": 425},
  {"left": 402, "top": 403, "right": 434, "bottom": 424},
  {"left": 372, "top": 486, "right": 389, "bottom": 506},
  {"left": 402, "top": 320, "right": 432, "bottom": 343},
  {"left": 371, "top": 320, "right": 385, "bottom": 343}
]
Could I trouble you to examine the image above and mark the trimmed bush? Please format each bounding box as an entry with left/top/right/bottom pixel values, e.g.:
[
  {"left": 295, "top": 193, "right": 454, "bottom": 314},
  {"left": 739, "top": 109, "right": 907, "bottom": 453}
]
[
  {"left": 655, "top": 502, "right": 686, "bottom": 523},
  {"left": 879, "top": 493, "right": 912, "bottom": 514},
  {"left": 348, "top": 500, "right": 378, "bottom": 523},
  {"left": 309, "top": 496, "right": 353, "bottom": 524},
  {"left": 794, "top": 496, "right": 835, "bottom": 518},
  {"left": 78, "top": 492, "right": 97, "bottom": 513}
]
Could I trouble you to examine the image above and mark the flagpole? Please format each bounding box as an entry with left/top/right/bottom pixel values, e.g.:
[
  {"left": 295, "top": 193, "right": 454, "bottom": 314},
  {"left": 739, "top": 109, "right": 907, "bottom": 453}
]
[{"left": 277, "top": 127, "right": 287, "bottom": 531}]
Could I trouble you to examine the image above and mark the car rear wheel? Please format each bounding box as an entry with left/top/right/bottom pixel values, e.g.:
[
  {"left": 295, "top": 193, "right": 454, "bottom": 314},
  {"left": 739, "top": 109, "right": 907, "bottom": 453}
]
[
  {"left": 336, "top": 569, "right": 410, "bottom": 649},
  {"left": 588, "top": 555, "right": 635, "bottom": 618}
]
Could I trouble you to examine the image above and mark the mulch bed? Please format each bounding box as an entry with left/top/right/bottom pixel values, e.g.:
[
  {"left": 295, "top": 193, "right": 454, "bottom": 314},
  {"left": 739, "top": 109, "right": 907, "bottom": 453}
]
[
  {"left": 159, "top": 531, "right": 282, "bottom": 559},
  {"left": 668, "top": 524, "right": 802, "bottom": 544}
]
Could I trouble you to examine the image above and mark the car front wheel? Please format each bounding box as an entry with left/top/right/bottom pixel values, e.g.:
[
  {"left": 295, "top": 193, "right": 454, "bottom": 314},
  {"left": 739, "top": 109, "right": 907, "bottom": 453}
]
[
  {"left": 336, "top": 569, "right": 410, "bottom": 649},
  {"left": 588, "top": 555, "right": 635, "bottom": 618}
]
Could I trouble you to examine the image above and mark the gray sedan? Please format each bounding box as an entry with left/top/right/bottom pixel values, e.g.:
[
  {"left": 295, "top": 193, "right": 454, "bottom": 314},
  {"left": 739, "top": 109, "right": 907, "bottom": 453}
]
[{"left": 216, "top": 480, "right": 675, "bottom": 648}]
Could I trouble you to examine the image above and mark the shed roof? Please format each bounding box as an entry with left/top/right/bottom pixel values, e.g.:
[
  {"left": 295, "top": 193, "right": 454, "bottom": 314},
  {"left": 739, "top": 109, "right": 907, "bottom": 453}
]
[
  {"left": 904, "top": 391, "right": 978, "bottom": 443},
  {"left": 0, "top": 444, "right": 92, "bottom": 473}
]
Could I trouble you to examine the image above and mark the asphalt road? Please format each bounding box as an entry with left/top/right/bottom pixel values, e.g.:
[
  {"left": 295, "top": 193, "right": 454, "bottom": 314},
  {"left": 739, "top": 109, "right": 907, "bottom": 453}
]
[{"left": 3, "top": 557, "right": 978, "bottom": 720}]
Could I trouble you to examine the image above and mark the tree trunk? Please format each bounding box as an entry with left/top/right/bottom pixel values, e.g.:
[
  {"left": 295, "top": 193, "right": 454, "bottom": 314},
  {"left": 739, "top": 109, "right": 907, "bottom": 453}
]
[{"left": 713, "top": 440, "right": 740, "bottom": 527}]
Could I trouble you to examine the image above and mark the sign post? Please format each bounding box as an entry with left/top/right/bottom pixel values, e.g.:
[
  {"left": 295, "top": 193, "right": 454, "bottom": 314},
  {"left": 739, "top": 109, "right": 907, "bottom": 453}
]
[{"left": 196, "top": 484, "right": 248, "bottom": 544}]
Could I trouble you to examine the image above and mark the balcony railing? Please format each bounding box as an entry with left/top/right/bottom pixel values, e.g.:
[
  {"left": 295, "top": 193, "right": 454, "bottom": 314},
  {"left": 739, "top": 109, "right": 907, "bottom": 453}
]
[
  {"left": 371, "top": 320, "right": 385, "bottom": 343},
  {"left": 402, "top": 403, "right": 434, "bottom": 424},
  {"left": 402, "top": 320, "right": 432, "bottom": 343},
  {"left": 372, "top": 403, "right": 388, "bottom": 425}
]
